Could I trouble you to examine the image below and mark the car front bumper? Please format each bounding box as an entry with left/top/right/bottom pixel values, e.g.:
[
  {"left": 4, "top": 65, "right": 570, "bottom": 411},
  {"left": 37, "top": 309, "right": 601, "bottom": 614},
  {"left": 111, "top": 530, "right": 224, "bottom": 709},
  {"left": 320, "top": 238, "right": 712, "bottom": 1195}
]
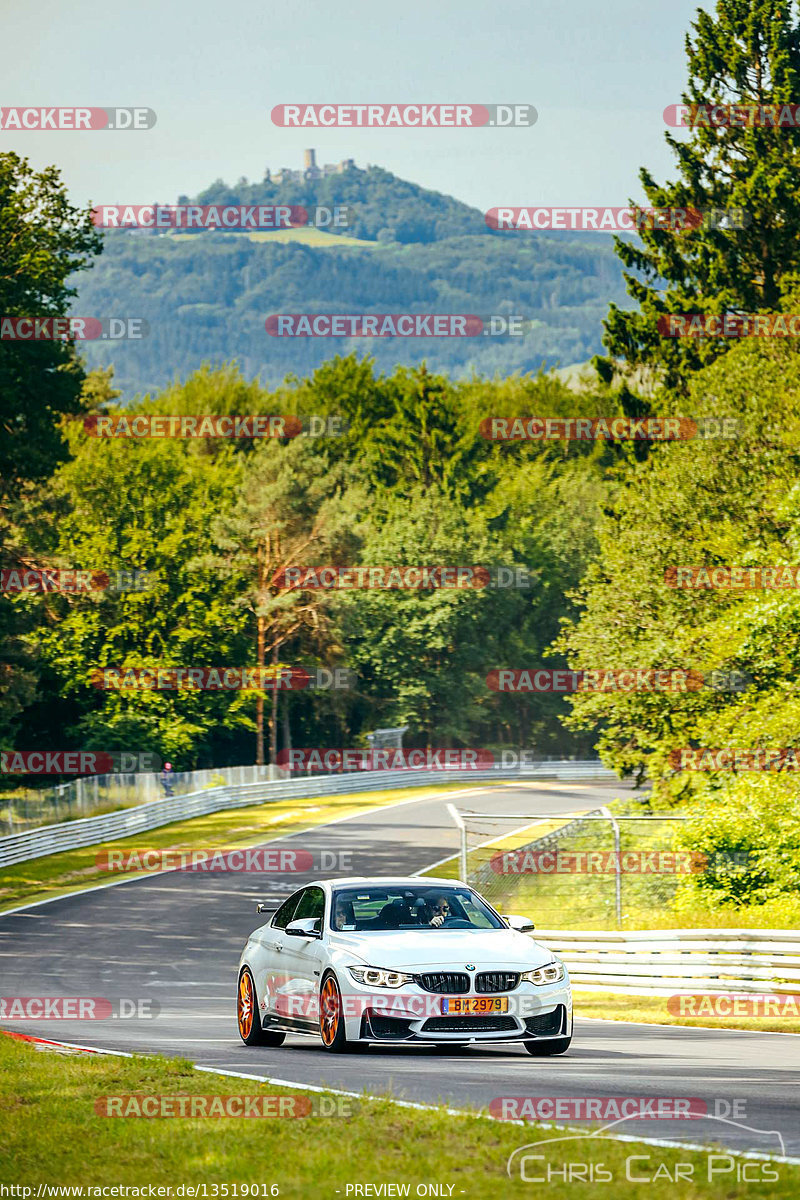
[{"left": 341, "top": 979, "right": 573, "bottom": 1044}]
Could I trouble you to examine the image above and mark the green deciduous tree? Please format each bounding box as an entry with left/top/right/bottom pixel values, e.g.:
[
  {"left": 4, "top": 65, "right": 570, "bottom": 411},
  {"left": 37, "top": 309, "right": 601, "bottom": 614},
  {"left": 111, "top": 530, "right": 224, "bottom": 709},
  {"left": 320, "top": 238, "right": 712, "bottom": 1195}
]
[{"left": 0, "top": 152, "right": 101, "bottom": 494}]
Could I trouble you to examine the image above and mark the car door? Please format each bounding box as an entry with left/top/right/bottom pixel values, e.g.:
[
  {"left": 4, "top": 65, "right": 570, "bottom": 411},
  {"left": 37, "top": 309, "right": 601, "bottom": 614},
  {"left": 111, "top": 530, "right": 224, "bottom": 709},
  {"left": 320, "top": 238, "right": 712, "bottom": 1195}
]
[
  {"left": 255, "top": 888, "right": 304, "bottom": 1024},
  {"left": 279, "top": 885, "right": 328, "bottom": 1028}
]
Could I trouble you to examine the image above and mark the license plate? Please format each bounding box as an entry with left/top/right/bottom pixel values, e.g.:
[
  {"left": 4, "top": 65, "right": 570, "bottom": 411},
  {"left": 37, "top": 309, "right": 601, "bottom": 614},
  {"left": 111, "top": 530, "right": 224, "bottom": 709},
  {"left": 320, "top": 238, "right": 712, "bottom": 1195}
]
[{"left": 441, "top": 997, "right": 509, "bottom": 1014}]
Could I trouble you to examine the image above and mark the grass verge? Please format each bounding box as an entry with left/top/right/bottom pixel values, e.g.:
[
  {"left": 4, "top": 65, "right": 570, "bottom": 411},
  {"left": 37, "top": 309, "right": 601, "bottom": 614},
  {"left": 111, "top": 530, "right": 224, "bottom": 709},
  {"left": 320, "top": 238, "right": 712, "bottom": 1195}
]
[
  {"left": 0, "top": 1035, "right": 795, "bottom": 1197},
  {"left": 0, "top": 783, "right": 472, "bottom": 915},
  {"left": 575, "top": 991, "right": 800, "bottom": 1035}
]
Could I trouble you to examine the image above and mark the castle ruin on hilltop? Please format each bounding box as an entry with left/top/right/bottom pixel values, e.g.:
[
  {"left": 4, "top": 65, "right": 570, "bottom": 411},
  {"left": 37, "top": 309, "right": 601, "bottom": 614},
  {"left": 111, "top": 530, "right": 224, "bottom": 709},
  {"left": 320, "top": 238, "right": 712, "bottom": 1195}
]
[{"left": 265, "top": 149, "right": 355, "bottom": 185}]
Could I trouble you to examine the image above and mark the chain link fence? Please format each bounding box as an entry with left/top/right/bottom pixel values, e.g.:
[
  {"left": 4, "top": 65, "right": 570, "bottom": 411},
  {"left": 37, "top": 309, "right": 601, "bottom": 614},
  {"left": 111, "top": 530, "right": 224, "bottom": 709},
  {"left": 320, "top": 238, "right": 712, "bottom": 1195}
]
[
  {"left": 0, "top": 764, "right": 288, "bottom": 835},
  {"left": 447, "top": 805, "right": 690, "bottom": 929}
]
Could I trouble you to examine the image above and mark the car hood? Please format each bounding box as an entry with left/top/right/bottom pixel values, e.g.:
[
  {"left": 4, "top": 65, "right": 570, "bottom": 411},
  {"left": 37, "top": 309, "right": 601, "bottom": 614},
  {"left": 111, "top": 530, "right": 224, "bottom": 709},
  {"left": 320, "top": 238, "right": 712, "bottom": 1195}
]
[{"left": 329, "top": 928, "right": 560, "bottom": 971}]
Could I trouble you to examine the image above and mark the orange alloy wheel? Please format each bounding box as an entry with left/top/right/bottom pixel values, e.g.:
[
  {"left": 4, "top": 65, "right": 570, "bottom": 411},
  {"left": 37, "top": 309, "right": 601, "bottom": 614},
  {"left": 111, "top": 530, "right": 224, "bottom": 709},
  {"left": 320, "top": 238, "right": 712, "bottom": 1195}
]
[
  {"left": 238, "top": 970, "right": 254, "bottom": 1040},
  {"left": 320, "top": 976, "right": 341, "bottom": 1046}
]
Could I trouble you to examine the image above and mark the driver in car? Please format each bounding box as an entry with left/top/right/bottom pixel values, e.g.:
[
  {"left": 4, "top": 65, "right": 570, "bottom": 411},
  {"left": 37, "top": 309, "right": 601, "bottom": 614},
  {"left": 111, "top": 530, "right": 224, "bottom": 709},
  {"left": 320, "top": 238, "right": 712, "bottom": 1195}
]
[{"left": 428, "top": 895, "right": 451, "bottom": 927}]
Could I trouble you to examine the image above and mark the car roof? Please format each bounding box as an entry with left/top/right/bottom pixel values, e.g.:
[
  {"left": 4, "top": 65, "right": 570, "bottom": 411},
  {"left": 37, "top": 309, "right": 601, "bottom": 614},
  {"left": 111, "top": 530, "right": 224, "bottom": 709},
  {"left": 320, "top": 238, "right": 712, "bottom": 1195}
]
[{"left": 322, "top": 876, "right": 472, "bottom": 889}]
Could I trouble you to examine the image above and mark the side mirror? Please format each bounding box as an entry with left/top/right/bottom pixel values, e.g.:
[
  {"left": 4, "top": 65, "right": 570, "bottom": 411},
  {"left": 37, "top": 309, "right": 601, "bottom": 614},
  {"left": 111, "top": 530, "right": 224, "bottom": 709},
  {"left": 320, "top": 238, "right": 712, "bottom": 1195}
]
[
  {"left": 504, "top": 914, "right": 536, "bottom": 933},
  {"left": 286, "top": 917, "right": 322, "bottom": 939}
]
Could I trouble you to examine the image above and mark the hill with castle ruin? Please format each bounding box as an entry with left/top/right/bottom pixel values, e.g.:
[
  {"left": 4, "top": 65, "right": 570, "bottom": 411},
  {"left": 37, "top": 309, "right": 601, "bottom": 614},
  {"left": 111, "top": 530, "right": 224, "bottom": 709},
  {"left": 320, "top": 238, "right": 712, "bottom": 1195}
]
[
  {"left": 186, "top": 150, "right": 487, "bottom": 244},
  {"left": 73, "top": 154, "right": 629, "bottom": 396}
]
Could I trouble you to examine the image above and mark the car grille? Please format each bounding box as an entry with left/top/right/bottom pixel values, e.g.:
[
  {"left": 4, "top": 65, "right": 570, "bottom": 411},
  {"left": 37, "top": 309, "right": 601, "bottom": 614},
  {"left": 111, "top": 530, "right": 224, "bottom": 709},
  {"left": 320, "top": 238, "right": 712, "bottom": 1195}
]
[
  {"left": 476, "top": 971, "right": 520, "bottom": 993},
  {"left": 415, "top": 972, "right": 470, "bottom": 994},
  {"left": 422, "top": 1016, "right": 518, "bottom": 1034}
]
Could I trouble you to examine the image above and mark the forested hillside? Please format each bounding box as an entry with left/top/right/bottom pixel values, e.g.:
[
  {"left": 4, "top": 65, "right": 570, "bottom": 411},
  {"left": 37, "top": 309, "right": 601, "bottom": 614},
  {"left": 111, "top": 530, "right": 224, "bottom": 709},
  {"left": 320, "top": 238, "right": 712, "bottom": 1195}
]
[{"left": 73, "top": 163, "right": 628, "bottom": 397}]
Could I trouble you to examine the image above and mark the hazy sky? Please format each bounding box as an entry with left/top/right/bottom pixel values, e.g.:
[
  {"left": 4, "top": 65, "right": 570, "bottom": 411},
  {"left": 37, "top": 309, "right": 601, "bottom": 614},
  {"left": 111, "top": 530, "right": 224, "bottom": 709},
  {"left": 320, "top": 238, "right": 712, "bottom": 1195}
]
[{"left": 5, "top": 0, "right": 710, "bottom": 212}]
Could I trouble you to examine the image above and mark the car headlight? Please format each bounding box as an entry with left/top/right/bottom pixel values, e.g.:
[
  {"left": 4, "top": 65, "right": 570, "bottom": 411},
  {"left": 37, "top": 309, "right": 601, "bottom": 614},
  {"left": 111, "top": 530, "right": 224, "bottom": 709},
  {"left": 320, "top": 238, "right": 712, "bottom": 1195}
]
[
  {"left": 521, "top": 961, "right": 565, "bottom": 985},
  {"left": 347, "top": 966, "right": 416, "bottom": 988}
]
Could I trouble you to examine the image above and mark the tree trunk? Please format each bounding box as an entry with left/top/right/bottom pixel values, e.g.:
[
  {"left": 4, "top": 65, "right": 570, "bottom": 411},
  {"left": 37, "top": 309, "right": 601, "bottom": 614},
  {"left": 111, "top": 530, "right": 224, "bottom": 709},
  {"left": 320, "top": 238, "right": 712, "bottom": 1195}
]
[
  {"left": 282, "top": 697, "right": 292, "bottom": 759},
  {"left": 269, "top": 642, "right": 279, "bottom": 765},
  {"left": 256, "top": 614, "right": 265, "bottom": 765}
]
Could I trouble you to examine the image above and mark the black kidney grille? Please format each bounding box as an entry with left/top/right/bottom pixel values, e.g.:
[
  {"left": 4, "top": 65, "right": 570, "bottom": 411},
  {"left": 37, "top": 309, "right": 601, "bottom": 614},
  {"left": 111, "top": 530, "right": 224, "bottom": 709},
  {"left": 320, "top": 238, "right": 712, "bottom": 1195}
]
[
  {"left": 415, "top": 972, "right": 470, "bottom": 994},
  {"left": 476, "top": 971, "right": 520, "bottom": 993}
]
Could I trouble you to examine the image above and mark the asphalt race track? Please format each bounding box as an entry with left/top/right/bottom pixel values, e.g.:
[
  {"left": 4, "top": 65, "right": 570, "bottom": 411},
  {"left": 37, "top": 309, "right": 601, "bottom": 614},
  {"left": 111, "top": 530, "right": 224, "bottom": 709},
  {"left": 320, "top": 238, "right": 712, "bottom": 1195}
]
[{"left": 1, "top": 781, "right": 798, "bottom": 1160}]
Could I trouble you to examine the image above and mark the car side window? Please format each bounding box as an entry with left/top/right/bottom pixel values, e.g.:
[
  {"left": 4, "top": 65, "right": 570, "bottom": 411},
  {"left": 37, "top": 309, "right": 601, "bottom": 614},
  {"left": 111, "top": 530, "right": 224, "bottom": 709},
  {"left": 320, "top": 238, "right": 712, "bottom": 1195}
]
[
  {"left": 271, "top": 890, "right": 304, "bottom": 929},
  {"left": 292, "top": 886, "right": 326, "bottom": 930}
]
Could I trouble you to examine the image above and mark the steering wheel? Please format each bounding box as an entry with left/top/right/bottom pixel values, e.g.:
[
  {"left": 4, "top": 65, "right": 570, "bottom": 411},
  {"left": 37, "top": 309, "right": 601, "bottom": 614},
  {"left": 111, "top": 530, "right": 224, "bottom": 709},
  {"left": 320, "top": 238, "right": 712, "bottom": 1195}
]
[{"left": 439, "top": 918, "right": 473, "bottom": 929}]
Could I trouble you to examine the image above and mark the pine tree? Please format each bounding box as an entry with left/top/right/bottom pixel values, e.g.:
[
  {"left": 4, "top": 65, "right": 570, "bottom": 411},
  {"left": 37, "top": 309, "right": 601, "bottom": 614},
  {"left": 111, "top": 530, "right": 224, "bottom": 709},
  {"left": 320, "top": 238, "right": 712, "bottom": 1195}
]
[{"left": 598, "top": 0, "right": 800, "bottom": 391}]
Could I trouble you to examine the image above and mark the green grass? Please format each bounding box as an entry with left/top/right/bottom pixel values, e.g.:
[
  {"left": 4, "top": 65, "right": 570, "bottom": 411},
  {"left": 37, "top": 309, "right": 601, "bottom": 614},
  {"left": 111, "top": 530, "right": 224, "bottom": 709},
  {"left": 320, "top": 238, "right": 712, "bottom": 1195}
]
[
  {"left": 169, "top": 228, "right": 375, "bottom": 247},
  {"left": 1, "top": 1035, "right": 795, "bottom": 1197},
  {"left": 575, "top": 991, "right": 800, "bottom": 1035},
  {"left": 0, "top": 783, "right": 471, "bottom": 914}
]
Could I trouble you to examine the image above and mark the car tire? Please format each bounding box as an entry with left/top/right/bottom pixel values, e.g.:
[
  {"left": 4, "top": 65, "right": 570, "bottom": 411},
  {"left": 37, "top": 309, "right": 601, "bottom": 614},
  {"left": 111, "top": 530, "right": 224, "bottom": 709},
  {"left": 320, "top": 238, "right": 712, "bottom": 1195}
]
[
  {"left": 237, "top": 967, "right": 286, "bottom": 1047},
  {"left": 319, "top": 971, "right": 357, "bottom": 1053},
  {"left": 523, "top": 1036, "right": 571, "bottom": 1056}
]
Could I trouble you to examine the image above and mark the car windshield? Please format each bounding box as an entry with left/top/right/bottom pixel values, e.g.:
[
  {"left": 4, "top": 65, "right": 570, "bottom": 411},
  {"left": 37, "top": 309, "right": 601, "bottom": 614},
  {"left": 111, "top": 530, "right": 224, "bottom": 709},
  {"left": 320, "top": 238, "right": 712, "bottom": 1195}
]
[{"left": 330, "top": 886, "right": 504, "bottom": 931}]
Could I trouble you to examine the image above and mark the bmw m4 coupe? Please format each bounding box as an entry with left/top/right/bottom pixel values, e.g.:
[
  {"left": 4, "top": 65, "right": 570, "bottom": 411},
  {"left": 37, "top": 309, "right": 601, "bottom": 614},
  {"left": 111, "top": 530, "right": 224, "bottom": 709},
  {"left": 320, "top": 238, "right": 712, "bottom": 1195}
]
[{"left": 237, "top": 876, "right": 572, "bottom": 1054}]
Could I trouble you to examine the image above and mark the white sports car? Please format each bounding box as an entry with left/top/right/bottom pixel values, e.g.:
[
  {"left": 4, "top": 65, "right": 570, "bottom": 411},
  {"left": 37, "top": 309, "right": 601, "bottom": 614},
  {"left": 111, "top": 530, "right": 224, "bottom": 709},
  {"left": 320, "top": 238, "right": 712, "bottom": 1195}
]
[{"left": 237, "top": 876, "right": 572, "bottom": 1054}]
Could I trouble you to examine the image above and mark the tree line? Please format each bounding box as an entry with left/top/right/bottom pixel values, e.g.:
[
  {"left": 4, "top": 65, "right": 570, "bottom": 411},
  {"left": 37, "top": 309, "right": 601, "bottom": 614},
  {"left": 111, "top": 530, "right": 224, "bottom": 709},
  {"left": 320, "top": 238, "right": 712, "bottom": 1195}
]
[{"left": 4, "top": 1, "right": 800, "bottom": 917}]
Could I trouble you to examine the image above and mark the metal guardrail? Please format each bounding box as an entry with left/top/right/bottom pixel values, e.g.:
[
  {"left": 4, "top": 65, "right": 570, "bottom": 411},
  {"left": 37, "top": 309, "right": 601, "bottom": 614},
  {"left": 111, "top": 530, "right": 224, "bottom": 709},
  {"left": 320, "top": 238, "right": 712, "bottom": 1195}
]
[
  {"left": 535, "top": 928, "right": 800, "bottom": 995},
  {"left": 0, "top": 761, "right": 617, "bottom": 868},
  {"left": 0, "top": 764, "right": 287, "bottom": 834}
]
